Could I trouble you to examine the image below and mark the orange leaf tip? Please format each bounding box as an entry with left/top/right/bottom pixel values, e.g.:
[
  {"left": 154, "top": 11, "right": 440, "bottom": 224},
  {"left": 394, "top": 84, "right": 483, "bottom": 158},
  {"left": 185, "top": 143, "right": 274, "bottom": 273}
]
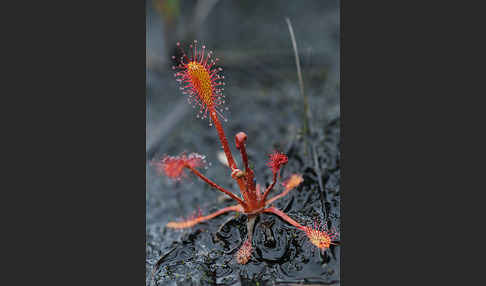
[{"left": 282, "top": 174, "right": 304, "bottom": 192}]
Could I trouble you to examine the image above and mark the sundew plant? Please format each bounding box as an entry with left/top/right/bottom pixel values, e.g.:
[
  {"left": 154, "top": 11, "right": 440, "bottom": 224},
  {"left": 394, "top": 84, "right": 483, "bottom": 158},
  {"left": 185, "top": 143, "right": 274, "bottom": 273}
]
[{"left": 151, "top": 41, "right": 338, "bottom": 264}]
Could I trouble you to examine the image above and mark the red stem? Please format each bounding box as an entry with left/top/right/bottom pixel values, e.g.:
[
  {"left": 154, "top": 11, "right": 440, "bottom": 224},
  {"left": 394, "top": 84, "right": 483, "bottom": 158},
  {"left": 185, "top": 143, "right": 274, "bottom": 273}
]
[
  {"left": 235, "top": 132, "right": 250, "bottom": 172},
  {"left": 261, "top": 172, "right": 278, "bottom": 202},
  {"left": 263, "top": 207, "right": 305, "bottom": 231},
  {"left": 209, "top": 109, "right": 248, "bottom": 196},
  {"left": 167, "top": 205, "right": 242, "bottom": 229},
  {"left": 185, "top": 164, "right": 247, "bottom": 208},
  {"left": 265, "top": 186, "right": 293, "bottom": 206},
  {"left": 209, "top": 109, "right": 236, "bottom": 170},
  {"left": 235, "top": 132, "right": 257, "bottom": 204}
]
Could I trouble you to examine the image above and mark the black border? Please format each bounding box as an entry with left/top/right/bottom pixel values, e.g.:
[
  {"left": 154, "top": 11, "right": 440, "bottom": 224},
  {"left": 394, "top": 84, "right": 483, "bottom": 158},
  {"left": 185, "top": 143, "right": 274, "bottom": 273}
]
[
  {"left": 341, "top": 0, "right": 476, "bottom": 284},
  {"left": 10, "top": 0, "right": 147, "bottom": 284},
  {"left": 8, "top": 0, "right": 479, "bottom": 284}
]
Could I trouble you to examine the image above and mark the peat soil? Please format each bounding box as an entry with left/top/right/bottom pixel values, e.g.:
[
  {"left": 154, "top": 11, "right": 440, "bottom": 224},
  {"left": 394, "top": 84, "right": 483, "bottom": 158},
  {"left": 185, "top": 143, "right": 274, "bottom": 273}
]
[{"left": 146, "top": 61, "right": 340, "bottom": 285}]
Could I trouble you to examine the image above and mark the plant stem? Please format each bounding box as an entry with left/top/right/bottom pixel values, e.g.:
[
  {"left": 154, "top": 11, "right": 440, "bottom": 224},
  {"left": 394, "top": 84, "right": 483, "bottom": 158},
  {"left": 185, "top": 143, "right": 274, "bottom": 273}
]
[
  {"left": 261, "top": 172, "right": 278, "bottom": 203},
  {"left": 167, "top": 205, "right": 242, "bottom": 229},
  {"left": 209, "top": 109, "right": 237, "bottom": 170},
  {"left": 265, "top": 181, "right": 297, "bottom": 206},
  {"left": 209, "top": 109, "right": 248, "bottom": 196},
  {"left": 263, "top": 207, "right": 305, "bottom": 231},
  {"left": 246, "top": 215, "right": 256, "bottom": 240},
  {"left": 186, "top": 164, "right": 246, "bottom": 207},
  {"left": 235, "top": 132, "right": 250, "bottom": 172},
  {"left": 235, "top": 132, "right": 257, "bottom": 204}
]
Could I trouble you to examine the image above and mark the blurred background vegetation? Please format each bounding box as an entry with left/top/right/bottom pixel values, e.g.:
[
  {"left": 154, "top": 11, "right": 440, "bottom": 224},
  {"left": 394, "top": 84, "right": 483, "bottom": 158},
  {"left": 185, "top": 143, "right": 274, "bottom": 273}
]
[{"left": 147, "top": 0, "right": 339, "bottom": 156}]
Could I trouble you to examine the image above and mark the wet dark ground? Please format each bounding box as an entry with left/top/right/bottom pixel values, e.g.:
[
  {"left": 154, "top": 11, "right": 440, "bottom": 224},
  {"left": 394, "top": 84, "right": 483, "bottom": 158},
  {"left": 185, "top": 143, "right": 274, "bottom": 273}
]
[
  {"left": 147, "top": 65, "right": 340, "bottom": 285},
  {"left": 146, "top": 1, "right": 339, "bottom": 284}
]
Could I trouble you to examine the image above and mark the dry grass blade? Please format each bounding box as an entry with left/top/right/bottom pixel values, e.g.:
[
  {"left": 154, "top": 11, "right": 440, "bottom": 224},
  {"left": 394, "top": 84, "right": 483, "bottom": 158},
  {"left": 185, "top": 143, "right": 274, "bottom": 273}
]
[{"left": 285, "top": 17, "right": 310, "bottom": 137}]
